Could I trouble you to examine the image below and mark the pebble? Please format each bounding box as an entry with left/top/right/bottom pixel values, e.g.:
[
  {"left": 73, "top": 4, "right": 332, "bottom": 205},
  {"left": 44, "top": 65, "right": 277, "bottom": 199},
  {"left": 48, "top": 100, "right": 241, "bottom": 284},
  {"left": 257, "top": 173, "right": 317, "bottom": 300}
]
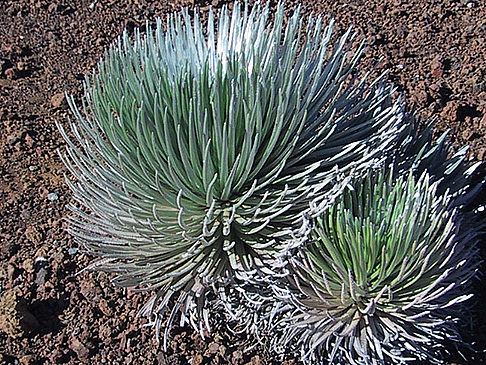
[
  {"left": 35, "top": 268, "right": 47, "bottom": 286},
  {"left": 4, "top": 68, "right": 17, "bottom": 80},
  {"left": 70, "top": 336, "right": 90, "bottom": 361},
  {"left": 25, "top": 226, "right": 43, "bottom": 244},
  {"left": 24, "top": 133, "right": 34, "bottom": 148},
  {"left": 0, "top": 289, "right": 40, "bottom": 338},
  {"left": 47, "top": 192, "right": 58, "bottom": 201},
  {"left": 7, "top": 264, "right": 17, "bottom": 281},
  {"left": 50, "top": 93, "right": 65, "bottom": 108},
  {"left": 20, "top": 209, "right": 31, "bottom": 221},
  {"left": 19, "top": 354, "right": 35, "bottom": 365},
  {"left": 68, "top": 248, "right": 78, "bottom": 255}
]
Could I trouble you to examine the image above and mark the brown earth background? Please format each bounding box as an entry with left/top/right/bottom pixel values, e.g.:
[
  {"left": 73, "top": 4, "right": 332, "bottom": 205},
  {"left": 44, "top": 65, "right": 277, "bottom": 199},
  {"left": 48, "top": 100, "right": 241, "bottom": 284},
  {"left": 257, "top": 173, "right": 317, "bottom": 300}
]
[{"left": 0, "top": 0, "right": 485, "bottom": 364}]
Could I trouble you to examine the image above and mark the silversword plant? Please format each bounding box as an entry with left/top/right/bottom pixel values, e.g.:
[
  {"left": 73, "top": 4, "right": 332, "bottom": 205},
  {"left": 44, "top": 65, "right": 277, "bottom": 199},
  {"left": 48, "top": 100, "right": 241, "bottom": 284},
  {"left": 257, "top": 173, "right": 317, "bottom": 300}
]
[
  {"left": 268, "top": 166, "right": 479, "bottom": 364},
  {"left": 214, "top": 120, "right": 482, "bottom": 364},
  {"left": 58, "top": 1, "right": 406, "bottom": 345}
]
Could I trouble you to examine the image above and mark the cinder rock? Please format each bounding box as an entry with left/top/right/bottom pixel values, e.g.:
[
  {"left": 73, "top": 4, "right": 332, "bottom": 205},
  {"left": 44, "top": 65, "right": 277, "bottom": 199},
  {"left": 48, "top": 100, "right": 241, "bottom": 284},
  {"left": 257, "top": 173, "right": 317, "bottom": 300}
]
[
  {"left": 25, "top": 226, "right": 43, "bottom": 245},
  {"left": 69, "top": 336, "right": 91, "bottom": 361},
  {"left": 19, "top": 354, "right": 36, "bottom": 365},
  {"left": 0, "top": 289, "right": 40, "bottom": 338},
  {"left": 192, "top": 354, "right": 203, "bottom": 365},
  {"left": 35, "top": 268, "right": 47, "bottom": 286},
  {"left": 430, "top": 58, "right": 444, "bottom": 78},
  {"left": 50, "top": 93, "right": 65, "bottom": 108}
]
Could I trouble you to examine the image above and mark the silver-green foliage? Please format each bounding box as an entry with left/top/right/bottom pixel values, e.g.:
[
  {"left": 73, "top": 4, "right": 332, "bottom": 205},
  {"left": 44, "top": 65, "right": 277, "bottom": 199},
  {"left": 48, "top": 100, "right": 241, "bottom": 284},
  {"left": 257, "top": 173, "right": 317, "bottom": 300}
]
[
  {"left": 271, "top": 168, "right": 479, "bottom": 364},
  {"left": 213, "top": 121, "right": 482, "bottom": 359},
  {"left": 58, "top": 2, "right": 405, "bottom": 343},
  {"left": 394, "top": 120, "right": 481, "bottom": 204}
]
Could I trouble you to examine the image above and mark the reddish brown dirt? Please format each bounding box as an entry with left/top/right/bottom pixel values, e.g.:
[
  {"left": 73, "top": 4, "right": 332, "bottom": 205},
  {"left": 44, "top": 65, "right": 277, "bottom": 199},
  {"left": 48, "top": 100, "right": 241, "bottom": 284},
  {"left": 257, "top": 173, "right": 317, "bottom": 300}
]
[{"left": 0, "top": 0, "right": 485, "bottom": 364}]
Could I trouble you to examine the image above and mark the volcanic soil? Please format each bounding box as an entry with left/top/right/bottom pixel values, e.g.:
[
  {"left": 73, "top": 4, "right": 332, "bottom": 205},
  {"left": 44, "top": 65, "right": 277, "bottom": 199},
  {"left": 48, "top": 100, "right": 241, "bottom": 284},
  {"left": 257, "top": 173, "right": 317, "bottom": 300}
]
[{"left": 0, "top": 0, "right": 485, "bottom": 364}]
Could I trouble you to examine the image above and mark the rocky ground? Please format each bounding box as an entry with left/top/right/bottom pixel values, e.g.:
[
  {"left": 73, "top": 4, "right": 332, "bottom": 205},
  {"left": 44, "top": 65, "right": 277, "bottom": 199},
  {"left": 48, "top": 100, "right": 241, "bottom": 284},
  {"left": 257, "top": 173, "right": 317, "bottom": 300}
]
[{"left": 0, "top": 0, "right": 485, "bottom": 364}]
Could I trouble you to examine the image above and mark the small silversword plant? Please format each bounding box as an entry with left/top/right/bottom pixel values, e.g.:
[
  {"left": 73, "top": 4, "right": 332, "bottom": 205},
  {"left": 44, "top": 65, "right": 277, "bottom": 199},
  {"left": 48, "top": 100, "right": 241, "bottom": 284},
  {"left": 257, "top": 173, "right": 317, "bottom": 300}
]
[
  {"left": 213, "top": 121, "right": 482, "bottom": 364},
  {"left": 268, "top": 166, "right": 479, "bottom": 364}
]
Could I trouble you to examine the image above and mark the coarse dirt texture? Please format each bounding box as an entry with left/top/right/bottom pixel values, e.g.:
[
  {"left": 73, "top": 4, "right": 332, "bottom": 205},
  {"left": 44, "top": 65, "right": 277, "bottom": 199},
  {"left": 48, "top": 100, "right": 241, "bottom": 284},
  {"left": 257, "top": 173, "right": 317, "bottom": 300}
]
[{"left": 0, "top": 0, "right": 485, "bottom": 364}]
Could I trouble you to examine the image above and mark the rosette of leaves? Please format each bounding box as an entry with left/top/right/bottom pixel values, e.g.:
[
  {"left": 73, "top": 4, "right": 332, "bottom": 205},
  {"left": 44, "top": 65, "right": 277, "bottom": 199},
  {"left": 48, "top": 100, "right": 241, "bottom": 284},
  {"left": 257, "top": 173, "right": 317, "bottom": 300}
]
[
  {"left": 213, "top": 119, "right": 482, "bottom": 352},
  {"left": 58, "top": 2, "right": 405, "bottom": 342},
  {"left": 269, "top": 167, "right": 480, "bottom": 364}
]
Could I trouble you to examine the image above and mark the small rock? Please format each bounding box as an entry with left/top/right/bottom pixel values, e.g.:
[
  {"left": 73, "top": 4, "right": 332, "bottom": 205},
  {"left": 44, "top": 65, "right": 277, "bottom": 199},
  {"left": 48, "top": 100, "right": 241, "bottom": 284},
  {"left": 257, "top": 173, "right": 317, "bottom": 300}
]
[
  {"left": 25, "top": 226, "right": 43, "bottom": 244},
  {"left": 47, "top": 192, "right": 58, "bottom": 201},
  {"left": 79, "top": 280, "right": 102, "bottom": 300},
  {"left": 47, "top": 3, "right": 57, "bottom": 12},
  {"left": 7, "top": 264, "right": 17, "bottom": 281},
  {"left": 16, "top": 61, "right": 26, "bottom": 71},
  {"left": 28, "top": 165, "right": 37, "bottom": 171},
  {"left": 6, "top": 130, "right": 22, "bottom": 145},
  {"left": 47, "top": 349, "right": 63, "bottom": 363},
  {"left": 246, "top": 355, "right": 262, "bottom": 365},
  {"left": 70, "top": 337, "right": 90, "bottom": 361},
  {"left": 478, "top": 91, "right": 486, "bottom": 105},
  {"left": 23, "top": 258, "right": 34, "bottom": 274},
  {"left": 50, "top": 93, "right": 65, "bottom": 108},
  {"left": 0, "top": 289, "right": 40, "bottom": 338},
  {"left": 192, "top": 354, "right": 203, "bottom": 365},
  {"left": 35, "top": 246, "right": 49, "bottom": 259},
  {"left": 35, "top": 256, "right": 47, "bottom": 263},
  {"left": 35, "top": 268, "right": 47, "bottom": 286},
  {"left": 99, "top": 324, "right": 112, "bottom": 342},
  {"left": 68, "top": 247, "right": 78, "bottom": 255},
  {"left": 206, "top": 342, "right": 220, "bottom": 355},
  {"left": 20, "top": 209, "right": 31, "bottom": 221},
  {"left": 1, "top": 241, "right": 19, "bottom": 259},
  {"left": 52, "top": 251, "right": 66, "bottom": 273},
  {"left": 156, "top": 352, "right": 168, "bottom": 365},
  {"left": 24, "top": 133, "right": 34, "bottom": 148},
  {"left": 19, "top": 354, "right": 35, "bottom": 365},
  {"left": 396, "top": 25, "right": 408, "bottom": 39},
  {"left": 232, "top": 349, "right": 243, "bottom": 363},
  {"left": 99, "top": 299, "right": 113, "bottom": 316},
  {"left": 440, "top": 101, "right": 460, "bottom": 122},
  {"left": 477, "top": 147, "right": 486, "bottom": 161},
  {"left": 429, "top": 83, "right": 440, "bottom": 93},
  {"left": 430, "top": 58, "right": 443, "bottom": 78},
  {"left": 4, "top": 67, "right": 16, "bottom": 80},
  {"left": 0, "top": 78, "right": 13, "bottom": 87}
]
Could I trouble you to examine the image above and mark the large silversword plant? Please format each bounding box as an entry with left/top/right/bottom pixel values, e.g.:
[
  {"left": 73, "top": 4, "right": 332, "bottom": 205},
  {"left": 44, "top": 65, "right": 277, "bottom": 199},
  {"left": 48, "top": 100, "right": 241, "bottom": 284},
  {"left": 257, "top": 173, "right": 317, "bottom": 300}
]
[
  {"left": 58, "top": 2, "right": 404, "bottom": 341},
  {"left": 270, "top": 168, "right": 480, "bottom": 364}
]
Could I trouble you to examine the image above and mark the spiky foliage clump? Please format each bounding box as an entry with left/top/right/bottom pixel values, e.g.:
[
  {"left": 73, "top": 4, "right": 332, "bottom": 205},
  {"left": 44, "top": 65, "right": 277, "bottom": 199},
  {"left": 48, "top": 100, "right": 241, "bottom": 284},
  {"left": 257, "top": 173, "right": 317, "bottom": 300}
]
[
  {"left": 270, "top": 168, "right": 479, "bottom": 364},
  {"left": 58, "top": 2, "right": 405, "bottom": 341},
  {"left": 212, "top": 120, "right": 482, "bottom": 359},
  {"left": 394, "top": 120, "right": 481, "bottom": 204}
]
